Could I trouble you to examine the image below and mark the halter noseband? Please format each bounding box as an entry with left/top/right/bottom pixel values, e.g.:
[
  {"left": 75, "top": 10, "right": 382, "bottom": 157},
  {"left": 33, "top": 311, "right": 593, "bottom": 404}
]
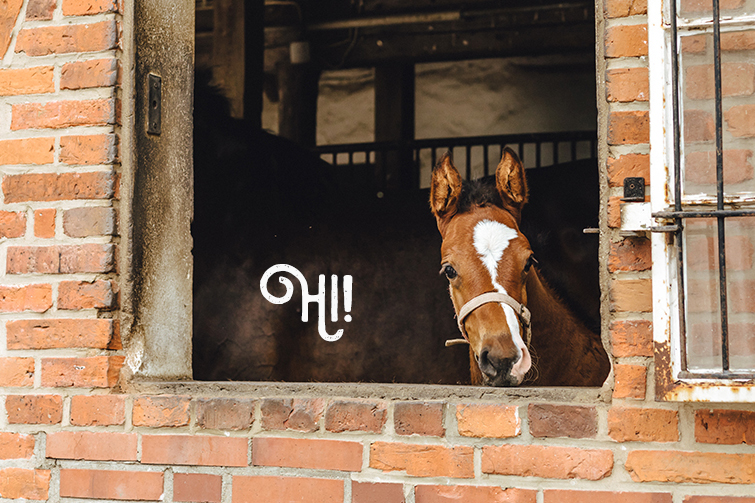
[{"left": 445, "top": 291, "right": 532, "bottom": 348}]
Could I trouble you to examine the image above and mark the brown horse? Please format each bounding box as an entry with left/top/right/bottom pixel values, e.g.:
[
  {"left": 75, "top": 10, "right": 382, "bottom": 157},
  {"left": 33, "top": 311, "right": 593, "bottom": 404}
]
[{"left": 430, "top": 148, "right": 610, "bottom": 386}]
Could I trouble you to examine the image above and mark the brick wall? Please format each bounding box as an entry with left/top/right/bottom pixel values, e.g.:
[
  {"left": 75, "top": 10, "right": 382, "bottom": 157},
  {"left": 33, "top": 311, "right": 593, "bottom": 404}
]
[{"left": 1, "top": 0, "right": 755, "bottom": 502}]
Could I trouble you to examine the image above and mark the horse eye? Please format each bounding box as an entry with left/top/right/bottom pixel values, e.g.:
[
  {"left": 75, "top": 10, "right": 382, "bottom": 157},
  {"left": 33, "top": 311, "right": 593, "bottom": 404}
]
[
  {"left": 524, "top": 255, "right": 538, "bottom": 273},
  {"left": 442, "top": 264, "right": 458, "bottom": 280}
]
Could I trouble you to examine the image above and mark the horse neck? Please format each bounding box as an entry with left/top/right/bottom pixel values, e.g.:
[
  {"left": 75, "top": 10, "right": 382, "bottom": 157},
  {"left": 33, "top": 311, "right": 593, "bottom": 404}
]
[{"left": 525, "top": 269, "right": 609, "bottom": 386}]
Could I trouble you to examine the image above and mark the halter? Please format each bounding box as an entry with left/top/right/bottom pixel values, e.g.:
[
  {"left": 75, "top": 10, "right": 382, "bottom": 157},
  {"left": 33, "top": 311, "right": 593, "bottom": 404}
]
[{"left": 445, "top": 291, "right": 532, "bottom": 348}]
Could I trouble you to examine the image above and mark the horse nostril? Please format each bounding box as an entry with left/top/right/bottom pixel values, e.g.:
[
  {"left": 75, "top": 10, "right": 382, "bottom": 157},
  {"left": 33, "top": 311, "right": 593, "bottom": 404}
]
[{"left": 478, "top": 347, "right": 518, "bottom": 379}]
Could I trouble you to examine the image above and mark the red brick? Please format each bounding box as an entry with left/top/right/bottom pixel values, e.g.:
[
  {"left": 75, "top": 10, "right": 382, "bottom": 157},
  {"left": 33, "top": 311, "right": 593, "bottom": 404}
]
[
  {"left": 608, "top": 111, "right": 650, "bottom": 145},
  {"left": 142, "top": 434, "right": 248, "bottom": 466},
  {"left": 12, "top": 98, "right": 117, "bottom": 130},
  {"left": 0, "top": 284, "right": 51, "bottom": 313},
  {"left": 252, "top": 437, "right": 362, "bottom": 471},
  {"left": 416, "top": 485, "right": 537, "bottom": 503},
  {"left": 7, "top": 244, "right": 116, "bottom": 274},
  {"left": 133, "top": 395, "right": 190, "bottom": 427},
  {"left": 15, "top": 21, "right": 117, "bottom": 56},
  {"left": 0, "top": 67, "right": 54, "bottom": 96},
  {"left": 605, "top": 24, "right": 648, "bottom": 57},
  {"left": 34, "top": 209, "right": 55, "bottom": 238},
  {"left": 196, "top": 397, "right": 254, "bottom": 430},
  {"left": 0, "top": 138, "right": 54, "bottom": 165},
  {"left": 394, "top": 401, "right": 444, "bottom": 436},
  {"left": 41, "top": 356, "right": 124, "bottom": 387},
  {"left": 610, "top": 278, "right": 652, "bottom": 312},
  {"left": 63, "top": 206, "right": 116, "bottom": 236},
  {"left": 0, "top": 0, "right": 24, "bottom": 59},
  {"left": 683, "top": 35, "right": 707, "bottom": 53},
  {"left": 26, "top": 0, "right": 55, "bottom": 20},
  {"left": 3, "top": 171, "right": 115, "bottom": 202},
  {"left": 605, "top": 0, "right": 647, "bottom": 17},
  {"left": 625, "top": 450, "right": 755, "bottom": 483},
  {"left": 325, "top": 399, "right": 387, "bottom": 433},
  {"left": 606, "top": 67, "right": 649, "bottom": 102},
  {"left": 61, "top": 134, "right": 118, "bottom": 165},
  {"left": 456, "top": 403, "right": 520, "bottom": 438},
  {"left": 7, "top": 318, "right": 116, "bottom": 349},
  {"left": 608, "top": 407, "right": 679, "bottom": 442},
  {"left": 47, "top": 431, "right": 137, "bottom": 461},
  {"left": 610, "top": 319, "right": 653, "bottom": 357},
  {"left": 695, "top": 409, "right": 755, "bottom": 444},
  {"left": 61, "top": 58, "right": 118, "bottom": 90},
  {"left": 63, "top": 0, "right": 118, "bottom": 16},
  {"left": 608, "top": 196, "right": 621, "bottom": 228},
  {"left": 6, "top": 395, "right": 62, "bottom": 424},
  {"left": 59, "top": 280, "right": 117, "bottom": 310},
  {"left": 726, "top": 104, "right": 755, "bottom": 138},
  {"left": 174, "top": 473, "right": 222, "bottom": 503},
  {"left": 482, "top": 444, "right": 613, "bottom": 480},
  {"left": 607, "top": 154, "right": 650, "bottom": 187},
  {"left": 686, "top": 150, "right": 753, "bottom": 185},
  {"left": 685, "top": 498, "right": 755, "bottom": 503},
  {"left": 0, "top": 211, "right": 26, "bottom": 238},
  {"left": 260, "top": 398, "right": 324, "bottom": 432},
  {"left": 609, "top": 237, "right": 652, "bottom": 272},
  {"left": 0, "top": 432, "right": 34, "bottom": 459},
  {"left": 528, "top": 404, "right": 597, "bottom": 439},
  {"left": 687, "top": 63, "right": 755, "bottom": 100},
  {"left": 353, "top": 482, "right": 405, "bottom": 503},
  {"left": 722, "top": 31, "right": 755, "bottom": 51},
  {"left": 0, "top": 357, "right": 34, "bottom": 387},
  {"left": 730, "top": 279, "right": 755, "bottom": 313},
  {"left": 544, "top": 490, "right": 672, "bottom": 503},
  {"left": 0, "top": 468, "right": 50, "bottom": 500},
  {"left": 60, "top": 469, "right": 163, "bottom": 501},
  {"left": 70, "top": 394, "right": 125, "bottom": 426},
  {"left": 685, "top": 110, "right": 715, "bottom": 142},
  {"left": 370, "top": 442, "right": 474, "bottom": 478},
  {"left": 613, "top": 364, "right": 647, "bottom": 399},
  {"left": 232, "top": 476, "right": 342, "bottom": 503},
  {"left": 688, "top": 235, "right": 753, "bottom": 271}
]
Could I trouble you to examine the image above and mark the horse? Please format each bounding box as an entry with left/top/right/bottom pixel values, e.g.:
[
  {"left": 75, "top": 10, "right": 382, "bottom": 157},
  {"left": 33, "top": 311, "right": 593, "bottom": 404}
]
[{"left": 430, "top": 148, "right": 610, "bottom": 386}]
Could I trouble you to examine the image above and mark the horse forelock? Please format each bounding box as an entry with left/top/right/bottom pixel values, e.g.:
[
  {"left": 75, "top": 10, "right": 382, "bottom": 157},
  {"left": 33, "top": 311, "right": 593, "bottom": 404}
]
[{"left": 457, "top": 177, "right": 503, "bottom": 215}]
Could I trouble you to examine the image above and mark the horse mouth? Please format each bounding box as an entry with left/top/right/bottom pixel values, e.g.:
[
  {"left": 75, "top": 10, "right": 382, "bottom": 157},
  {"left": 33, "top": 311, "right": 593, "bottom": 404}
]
[{"left": 482, "top": 373, "right": 523, "bottom": 387}]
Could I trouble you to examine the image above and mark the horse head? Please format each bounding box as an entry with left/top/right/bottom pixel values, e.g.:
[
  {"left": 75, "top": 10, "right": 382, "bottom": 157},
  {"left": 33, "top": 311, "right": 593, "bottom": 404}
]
[{"left": 430, "top": 148, "right": 535, "bottom": 386}]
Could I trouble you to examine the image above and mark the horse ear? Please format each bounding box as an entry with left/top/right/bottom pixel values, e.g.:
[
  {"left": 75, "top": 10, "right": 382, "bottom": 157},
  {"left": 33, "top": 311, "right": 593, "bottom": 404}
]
[
  {"left": 430, "top": 152, "right": 463, "bottom": 222},
  {"left": 495, "top": 147, "right": 528, "bottom": 213}
]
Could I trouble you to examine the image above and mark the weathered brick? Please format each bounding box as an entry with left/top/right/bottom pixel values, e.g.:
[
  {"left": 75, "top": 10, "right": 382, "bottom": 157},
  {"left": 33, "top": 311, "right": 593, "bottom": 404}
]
[
  {"left": 325, "top": 399, "right": 387, "bottom": 433},
  {"left": 0, "top": 138, "right": 54, "bottom": 166},
  {"left": 722, "top": 31, "right": 755, "bottom": 51},
  {"left": 3, "top": 171, "right": 115, "bottom": 202},
  {"left": 70, "top": 394, "right": 125, "bottom": 426},
  {"left": 353, "top": 482, "right": 405, "bottom": 503},
  {"left": 695, "top": 409, "right": 755, "bottom": 444},
  {"left": 41, "top": 356, "right": 124, "bottom": 387},
  {"left": 60, "top": 469, "right": 163, "bottom": 501},
  {"left": 252, "top": 437, "right": 362, "bottom": 471},
  {"left": 63, "top": 0, "right": 118, "bottom": 16},
  {"left": 687, "top": 63, "right": 755, "bottom": 100},
  {"left": 606, "top": 67, "right": 649, "bottom": 102},
  {"left": 610, "top": 319, "right": 653, "bottom": 357},
  {"left": 260, "top": 398, "right": 324, "bottom": 432},
  {"left": 0, "top": 211, "right": 26, "bottom": 238},
  {"left": 683, "top": 35, "right": 707, "bottom": 53},
  {"left": 133, "top": 395, "right": 191, "bottom": 427},
  {"left": 544, "top": 490, "right": 672, "bottom": 503},
  {"left": 686, "top": 150, "right": 753, "bottom": 185},
  {"left": 25, "top": 0, "right": 55, "bottom": 20},
  {"left": 59, "top": 280, "right": 117, "bottom": 310},
  {"left": 685, "top": 110, "right": 715, "bottom": 142},
  {"left": 60, "top": 134, "right": 118, "bottom": 165},
  {"left": 34, "top": 209, "right": 55, "bottom": 238},
  {"left": 63, "top": 206, "right": 116, "bottom": 237},
  {"left": 47, "top": 431, "right": 137, "bottom": 461},
  {"left": 370, "top": 442, "right": 474, "bottom": 478},
  {"left": 625, "top": 450, "right": 755, "bottom": 484},
  {"left": 232, "top": 476, "right": 343, "bottom": 503},
  {"left": 416, "top": 485, "right": 537, "bottom": 503},
  {"left": 174, "top": 473, "right": 222, "bottom": 503},
  {"left": 725, "top": 104, "right": 755, "bottom": 138},
  {"left": 0, "top": 67, "right": 54, "bottom": 96},
  {"left": 0, "top": 468, "right": 50, "bottom": 500},
  {"left": 685, "top": 498, "right": 755, "bottom": 503},
  {"left": 15, "top": 21, "right": 117, "bottom": 56},
  {"left": 610, "top": 278, "right": 652, "bottom": 312},
  {"left": 7, "top": 244, "right": 115, "bottom": 274},
  {"left": 607, "top": 154, "right": 650, "bottom": 187},
  {"left": 456, "top": 403, "right": 520, "bottom": 438},
  {"left": 605, "top": 24, "right": 648, "bottom": 57},
  {"left": 12, "top": 98, "right": 117, "bottom": 130},
  {"left": 688, "top": 235, "right": 753, "bottom": 271},
  {"left": 7, "top": 318, "right": 116, "bottom": 349},
  {"left": 605, "top": 0, "right": 647, "bottom": 17},
  {"left": 0, "top": 357, "right": 34, "bottom": 387},
  {"left": 6, "top": 395, "right": 62, "bottom": 424},
  {"left": 394, "top": 402, "right": 444, "bottom": 436},
  {"left": 481, "top": 445, "right": 613, "bottom": 480},
  {"left": 528, "top": 404, "right": 597, "bottom": 439},
  {"left": 0, "top": 0, "right": 24, "bottom": 59},
  {"left": 613, "top": 364, "right": 647, "bottom": 399},
  {"left": 608, "top": 111, "right": 650, "bottom": 145},
  {"left": 196, "top": 397, "right": 254, "bottom": 430},
  {"left": 142, "top": 435, "right": 248, "bottom": 466},
  {"left": 609, "top": 237, "right": 652, "bottom": 272},
  {"left": 0, "top": 284, "right": 52, "bottom": 313},
  {"left": 608, "top": 407, "right": 679, "bottom": 442},
  {"left": 608, "top": 196, "right": 621, "bottom": 228},
  {"left": 681, "top": 0, "right": 743, "bottom": 13},
  {"left": 0, "top": 432, "right": 34, "bottom": 459},
  {"left": 61, "top": 58, "right": 118, "bottom": 90}
]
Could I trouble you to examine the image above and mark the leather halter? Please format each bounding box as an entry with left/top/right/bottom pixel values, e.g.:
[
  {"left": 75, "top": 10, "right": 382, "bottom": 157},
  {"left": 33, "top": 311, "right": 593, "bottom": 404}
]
[{"left": 445, "top": 291, "right": 532, "bottom": 348}]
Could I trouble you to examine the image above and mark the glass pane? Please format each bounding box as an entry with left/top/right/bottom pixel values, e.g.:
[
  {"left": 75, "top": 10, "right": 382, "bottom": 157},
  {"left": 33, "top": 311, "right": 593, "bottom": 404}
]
[
  {"left": 680, "top": 30, "right": 755, "bottom": 199},
  {"left": 727, "top": 216, "right": 755, "bottom": 371},
  {"left": 677, "top": 0, "right": 753, "bottom": 24}
]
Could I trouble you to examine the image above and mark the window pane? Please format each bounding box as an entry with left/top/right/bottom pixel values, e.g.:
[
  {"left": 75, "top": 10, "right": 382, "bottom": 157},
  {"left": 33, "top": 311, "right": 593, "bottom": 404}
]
[
  {"left": 677, "top": 0, "right": 754, "bottom": 23},
  {"left": 727, "top": 217, "right": 755, "bottom": 371}
]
